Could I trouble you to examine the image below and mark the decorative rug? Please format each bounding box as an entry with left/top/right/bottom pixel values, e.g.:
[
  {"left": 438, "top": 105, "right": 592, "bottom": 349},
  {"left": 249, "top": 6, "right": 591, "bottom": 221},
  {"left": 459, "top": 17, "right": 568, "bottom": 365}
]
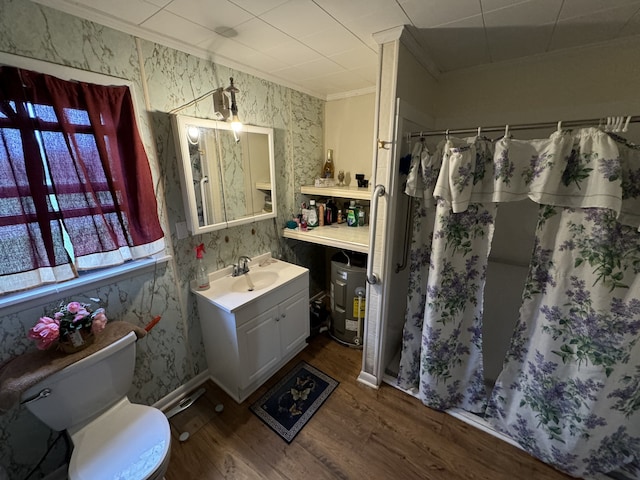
[{"left": 250, "top": 361, "right": 339, "bottom": 443}]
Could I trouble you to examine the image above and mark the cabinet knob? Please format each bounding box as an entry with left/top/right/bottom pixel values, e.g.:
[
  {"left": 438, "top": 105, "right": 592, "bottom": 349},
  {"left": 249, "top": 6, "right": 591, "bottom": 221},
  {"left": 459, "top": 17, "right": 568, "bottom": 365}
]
[{"left": 281, "top": 313, "right": 286, "bottom": 318}]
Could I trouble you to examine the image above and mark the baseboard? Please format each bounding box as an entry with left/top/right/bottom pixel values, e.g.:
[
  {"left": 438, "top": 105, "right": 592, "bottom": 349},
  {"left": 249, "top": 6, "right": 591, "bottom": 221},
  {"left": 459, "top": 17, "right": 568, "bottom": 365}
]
[
  {"left": 356, "top": 370, "right": 380, "bottom": 389},
  {"left": 152, "top": 369, "right": 211, "bottom": 412}
]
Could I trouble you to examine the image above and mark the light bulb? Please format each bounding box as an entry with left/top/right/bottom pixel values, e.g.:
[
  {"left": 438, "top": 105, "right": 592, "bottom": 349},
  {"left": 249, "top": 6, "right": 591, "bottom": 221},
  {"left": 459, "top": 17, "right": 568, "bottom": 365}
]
[
  {"left": 187, "top": 126, "right": 199, "bottom": 145},
  {"left": 231, "top": 114, "right": 242, "bottom": 132}
]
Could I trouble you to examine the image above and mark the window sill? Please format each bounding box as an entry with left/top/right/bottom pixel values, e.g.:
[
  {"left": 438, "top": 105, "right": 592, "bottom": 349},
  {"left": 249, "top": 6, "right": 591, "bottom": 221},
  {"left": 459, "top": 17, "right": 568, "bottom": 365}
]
[{"left": 0, "top": 254, "right": 172, "bottom": 316}]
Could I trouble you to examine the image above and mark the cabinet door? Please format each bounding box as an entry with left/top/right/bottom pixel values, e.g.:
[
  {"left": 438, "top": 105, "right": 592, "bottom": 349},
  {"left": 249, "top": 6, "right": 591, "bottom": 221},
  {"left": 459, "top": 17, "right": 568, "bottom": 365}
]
[
  {"left": 278, "top": 290, "right": 310, "bottom": 357},
  {"left": 237, "top": 305, "right": 281, "bottom": 389}
]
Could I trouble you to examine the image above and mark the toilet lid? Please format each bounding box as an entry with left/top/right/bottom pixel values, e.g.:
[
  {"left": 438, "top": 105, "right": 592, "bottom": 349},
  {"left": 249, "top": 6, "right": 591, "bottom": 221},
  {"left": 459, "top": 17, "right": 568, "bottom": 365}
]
[{"left": 68, "top": 402, "right": 171, "bottom": 480}]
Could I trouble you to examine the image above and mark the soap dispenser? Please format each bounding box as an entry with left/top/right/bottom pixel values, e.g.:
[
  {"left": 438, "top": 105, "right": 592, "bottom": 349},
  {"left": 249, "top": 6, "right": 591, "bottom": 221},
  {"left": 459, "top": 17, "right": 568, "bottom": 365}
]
[{"left": 195, "top": 243, "right": 210, "bottom": 290}]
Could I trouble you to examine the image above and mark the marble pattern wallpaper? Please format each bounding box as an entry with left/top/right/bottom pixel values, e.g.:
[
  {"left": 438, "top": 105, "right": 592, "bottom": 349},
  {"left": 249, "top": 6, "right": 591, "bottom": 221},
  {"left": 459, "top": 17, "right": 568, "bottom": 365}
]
[{"left": 0, "top": 0, "right": 324, "bottom": 477}]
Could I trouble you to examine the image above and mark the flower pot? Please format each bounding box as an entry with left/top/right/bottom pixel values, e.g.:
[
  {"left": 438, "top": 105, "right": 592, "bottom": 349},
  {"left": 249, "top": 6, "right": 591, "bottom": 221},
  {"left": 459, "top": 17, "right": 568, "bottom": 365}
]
[{"left": 58, "top": 328, "right": 95, "bottom": 354}]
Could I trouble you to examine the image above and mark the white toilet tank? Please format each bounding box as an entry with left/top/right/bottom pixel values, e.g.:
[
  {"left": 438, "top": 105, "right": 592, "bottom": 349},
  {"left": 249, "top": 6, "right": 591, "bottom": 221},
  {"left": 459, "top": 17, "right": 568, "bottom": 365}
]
[{"left": 22, "top": 332, "right": 137, "bottom": 432}]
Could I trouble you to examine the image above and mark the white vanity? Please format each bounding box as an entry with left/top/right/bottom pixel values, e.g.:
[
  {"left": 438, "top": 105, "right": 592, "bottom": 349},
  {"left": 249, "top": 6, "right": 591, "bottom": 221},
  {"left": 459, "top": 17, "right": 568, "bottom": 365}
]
[{"left": 192, "top": 254, "right": 309, "bottom": 403}]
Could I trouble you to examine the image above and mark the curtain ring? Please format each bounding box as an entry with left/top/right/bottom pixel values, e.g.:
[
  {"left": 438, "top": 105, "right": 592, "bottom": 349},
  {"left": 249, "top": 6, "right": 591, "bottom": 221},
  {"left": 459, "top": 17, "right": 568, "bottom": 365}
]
[
  {"left": 557, "top": 120, "right": 562, "bottom": 132},
  {"left": 504, "top": 124, "right": 509, "bottom": 137},
  {"left": 445, "top": 129, "right": 450, "bottom": 140},
  {"left": 477, "top": 126, "right": 482, "bottom": 137},
  {"left": 623, "top": 116, "right": 631, "bottom": 133}
]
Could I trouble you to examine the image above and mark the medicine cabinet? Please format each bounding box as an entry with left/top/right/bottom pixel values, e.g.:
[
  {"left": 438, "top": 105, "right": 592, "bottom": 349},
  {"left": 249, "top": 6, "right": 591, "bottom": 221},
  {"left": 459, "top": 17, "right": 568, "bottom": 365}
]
[{"left": 172, "top": 114, "right": 277, "bottom": 234}]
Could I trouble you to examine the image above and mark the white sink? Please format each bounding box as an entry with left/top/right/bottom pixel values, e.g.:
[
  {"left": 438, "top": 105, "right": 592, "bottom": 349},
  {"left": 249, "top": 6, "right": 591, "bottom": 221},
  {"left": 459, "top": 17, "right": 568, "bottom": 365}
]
[
  {"left": 192, "top": 253, "right": 308, "bottom": 312},
  {"left": 231, "top": 270, "right": 279, "bottom": 292}
]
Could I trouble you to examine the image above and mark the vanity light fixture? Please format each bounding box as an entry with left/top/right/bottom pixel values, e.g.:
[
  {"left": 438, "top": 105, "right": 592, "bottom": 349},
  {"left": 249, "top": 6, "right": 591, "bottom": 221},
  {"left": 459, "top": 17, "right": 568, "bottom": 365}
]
[{"left": 226, "top": 77, "right": 243, "bottom": 133}]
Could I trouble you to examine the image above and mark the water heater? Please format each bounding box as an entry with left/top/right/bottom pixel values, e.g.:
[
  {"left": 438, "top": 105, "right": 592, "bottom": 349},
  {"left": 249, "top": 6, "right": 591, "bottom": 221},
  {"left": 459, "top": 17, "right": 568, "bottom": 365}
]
[{"left": 330, "top": 252, "right": 366, "bottom": 346}]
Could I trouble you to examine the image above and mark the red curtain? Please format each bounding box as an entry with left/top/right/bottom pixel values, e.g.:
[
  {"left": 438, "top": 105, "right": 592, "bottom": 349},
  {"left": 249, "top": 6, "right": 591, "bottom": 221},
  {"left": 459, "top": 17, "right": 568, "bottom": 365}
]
[{"left": 0, "top": 66, "right": 164, "bottom": 294}]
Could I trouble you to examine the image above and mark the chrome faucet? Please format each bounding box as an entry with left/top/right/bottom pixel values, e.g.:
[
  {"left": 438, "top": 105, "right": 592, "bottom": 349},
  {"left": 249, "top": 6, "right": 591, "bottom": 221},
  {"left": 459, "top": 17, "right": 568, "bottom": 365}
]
[{"left": 233, "top": 255, "right": 251, "bottom": 276}]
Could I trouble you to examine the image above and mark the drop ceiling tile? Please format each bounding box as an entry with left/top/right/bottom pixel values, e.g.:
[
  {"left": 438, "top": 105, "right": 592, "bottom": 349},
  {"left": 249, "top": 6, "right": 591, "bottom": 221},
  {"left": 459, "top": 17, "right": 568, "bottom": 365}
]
[
  {"left": 288, "top": 57, "right": 345, "bottom": 79},
  {"left": 314, "top": 0, "right": 403, "bottom": 23},
  {"left": 236, "top": 50, "right": 290, "bottom": 72},
  {"left": 260, "top": 0, "right": 337, "bottom": 38},
  {"left": 300, "top": 26, "right": 365, "bottom": 56},
  {"left": 344, "top": 4, "right": 411, "bottom": 43},
  {"left": 480, "top": 0, "right": 529, "bottom": 14},
  {"left": 550, "top": 3, "right": 640, "bottom": 50},
  {"left": 329, "top": 45, "right": 377, "bottom": 69},
  {"left": 619, "top": 9, "right": 640, "bottom": 36},
  {"left": 197, "top": 33, "right": 274, "bottom": 63},
  {"left": 145, "top": 0, "right": 172, "bottom": 7},
  {"left": 400, "top": 0, "right": 482, "bottom": 28},
  {"left": 141, "top": 9, "right": 215, "bottom": 44},
  {"left": 227, "top": 0, "right": 289, "bottom": 16},
  {"left": 312, "top": 70, "right": 374, "bottom": 91},
  {"left": 559, "top": 0, "right": 640, "bottom": 21},
  {"left": 262, "top": 40, "right": 323, "bottom": 66},
  {"left": 416, "top": 14, "right": 489, "bottom": 72},
  {"left": 349, "top": 64, "right": 378, "bottom": 84},
  {"left": 165, "top": 0, "right": 253, "bottom": 32},
  {"left": 483, "top": 0, "right": 563, "bottom": 27},
  {"left": 60, "top": 0, "right": 164, "bottom": 24},
  {"left": 486, "top": 23, "right": 554, "bottom": 62},
  {"left": 220, "top": 17, "right": 295, "bottom": 52}
]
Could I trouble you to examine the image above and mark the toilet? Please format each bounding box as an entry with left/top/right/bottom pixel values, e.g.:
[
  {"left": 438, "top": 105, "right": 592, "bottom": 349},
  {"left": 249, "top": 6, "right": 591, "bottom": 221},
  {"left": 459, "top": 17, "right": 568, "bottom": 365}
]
[{"left": 21, "top": 332, "right": 171, "bottom": 480}]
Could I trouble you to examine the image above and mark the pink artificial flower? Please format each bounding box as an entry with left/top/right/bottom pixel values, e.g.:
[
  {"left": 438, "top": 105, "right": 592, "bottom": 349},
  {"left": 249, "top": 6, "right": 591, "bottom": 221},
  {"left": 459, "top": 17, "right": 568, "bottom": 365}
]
[
  {"left": 54, "top": 311, "right": 63, "bottom": 320},
  {"left": 91, "top": 308, "right": 108, "bottom": 335},
  {"left": 28, "top": 316, "right": 60, "bottom": 350},
  {"left": 66, "top": 302, "right": 82, "bottom": 314}
]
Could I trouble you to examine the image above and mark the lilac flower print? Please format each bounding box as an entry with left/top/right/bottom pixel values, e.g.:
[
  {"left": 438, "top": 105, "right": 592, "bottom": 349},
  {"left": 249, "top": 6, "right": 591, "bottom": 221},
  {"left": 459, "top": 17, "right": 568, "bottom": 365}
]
[
  {"left": 473, "top": 141, "right": 492, "bottom": 184},
  {"left": 608, "top": 365, "right": 640, "bottom": 417},
  {"left": 565, "top": 208, "right": 640, "bottom": 290},
  {"left": 426, "top": 257, "right": 481, "bottom": 324},
  {"left": 621, "top": 163, "right": 640, "bottom": 199},
  {"left": 542, "top": 277, "right": 640, "bottom": 376},
  {"left": 598, "top": 156, "right": 621, "bottom": 182},
  {"left": 561, "top": 146, "right": 594, "bottom": 189},
  {"left": 421, "top": 324, "right": 470, "bottom": 382},
  {"left": 421, "top": 380, "right": 463, "bottom": 410},
  {"left": 517, "top": 351, "right": 605, "bottom": 442},
  {"left": 485, "top": 382, "right": 507, "bottom": 420},
  {"left": 465, "top": 369, "right": 488, "bottom": 410},
  {"left": 453, "top": 161, "right": 474, "bottom": 193},
  {"left": 583, "top": 426, "right": 640, "bottom": 475},
  {"left": 522, "top": 237, "right": 556, "bottom": 300},
  {"left": 438, "top": 204, "right": 494, "bottom": 256},
  {"left": 523, "top": 152, "right": 554, "bottom": 185},
  {"left": 549, "top": 446, "right": 580, "bottom": 475},
  {"left": 503, "top": 318, "right": 530, "bottom": 363},
  {"left": 494, "top": 148, "right": 515, "bottom": 184}
]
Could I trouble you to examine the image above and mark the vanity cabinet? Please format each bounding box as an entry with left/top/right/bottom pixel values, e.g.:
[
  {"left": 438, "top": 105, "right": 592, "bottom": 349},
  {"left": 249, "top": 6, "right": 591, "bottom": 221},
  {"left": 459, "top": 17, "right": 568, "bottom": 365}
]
[{"left": 195, "top": 269, "right": 309, "bottom": 403}]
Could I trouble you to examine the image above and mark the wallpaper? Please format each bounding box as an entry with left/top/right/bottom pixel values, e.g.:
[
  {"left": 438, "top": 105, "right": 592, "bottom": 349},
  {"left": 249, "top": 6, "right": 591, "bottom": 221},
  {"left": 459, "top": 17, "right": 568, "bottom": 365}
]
[{"left": 0, "top": 0, "right": 324, "bottom": 477}]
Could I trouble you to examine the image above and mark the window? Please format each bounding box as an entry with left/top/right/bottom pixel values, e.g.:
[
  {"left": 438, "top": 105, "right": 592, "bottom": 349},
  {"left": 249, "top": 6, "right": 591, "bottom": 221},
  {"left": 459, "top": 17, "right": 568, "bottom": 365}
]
[{"left": 0, "top": 66, "right": 164, "bottom": 295}]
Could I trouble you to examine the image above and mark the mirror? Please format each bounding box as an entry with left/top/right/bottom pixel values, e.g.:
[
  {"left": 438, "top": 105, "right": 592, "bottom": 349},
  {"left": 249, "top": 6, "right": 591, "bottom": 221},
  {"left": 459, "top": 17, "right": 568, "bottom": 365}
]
[{"left": 172, "top": 114, "right": 277, "bottom": 234}]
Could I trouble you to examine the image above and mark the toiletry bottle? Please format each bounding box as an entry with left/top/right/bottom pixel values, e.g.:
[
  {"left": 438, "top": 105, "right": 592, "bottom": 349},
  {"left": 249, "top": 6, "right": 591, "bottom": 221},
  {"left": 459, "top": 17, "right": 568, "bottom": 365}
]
[
  {"left": 358, "top": 207, "right": 365, "bottom": 226},
  {"left": 318, "top": 203, "right": 325, "bottom": 226},
  {"left": 307, "top": 199, "right": 319, "bottom": 227},
  {"left": 347, "top": 200, "right": 358, "bottom": 227},
  {"left": 337, "top": 209, "right": 343, "bottom": 224},
  {"left": 195, "top": 243, "right": 209, "bottom": 290},
  {"left": 322, "top": 149, "right": 335, "bottom": 178},
  {"left": 325, "top": 199, "right": 334, "bottom": 225}
]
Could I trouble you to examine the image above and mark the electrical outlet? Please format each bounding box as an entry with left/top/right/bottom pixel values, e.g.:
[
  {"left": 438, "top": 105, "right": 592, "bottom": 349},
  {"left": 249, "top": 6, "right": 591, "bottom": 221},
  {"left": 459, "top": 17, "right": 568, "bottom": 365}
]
[{"left": 176, "top": 221, "right": 188, "bottom": 239}]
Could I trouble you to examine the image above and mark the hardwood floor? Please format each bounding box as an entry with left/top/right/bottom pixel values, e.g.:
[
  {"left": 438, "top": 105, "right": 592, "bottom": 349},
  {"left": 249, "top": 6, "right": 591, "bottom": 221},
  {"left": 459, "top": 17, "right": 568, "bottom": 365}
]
[{"left": 165, "top": 334, "right": 574, "bottom": 480}]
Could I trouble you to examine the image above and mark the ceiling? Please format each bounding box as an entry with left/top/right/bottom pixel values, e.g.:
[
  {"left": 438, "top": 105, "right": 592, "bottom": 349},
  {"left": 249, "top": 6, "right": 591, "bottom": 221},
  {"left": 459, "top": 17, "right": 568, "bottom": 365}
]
[{"left": 35, "top": 0, "right": 640, "bottom": 99}]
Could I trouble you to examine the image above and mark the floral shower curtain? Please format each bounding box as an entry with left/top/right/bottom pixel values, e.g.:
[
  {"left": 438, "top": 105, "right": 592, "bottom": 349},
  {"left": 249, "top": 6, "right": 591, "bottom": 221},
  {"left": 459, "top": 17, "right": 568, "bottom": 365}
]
[{"left": 398, "top": 127, "right": 640, "bottom": 477}]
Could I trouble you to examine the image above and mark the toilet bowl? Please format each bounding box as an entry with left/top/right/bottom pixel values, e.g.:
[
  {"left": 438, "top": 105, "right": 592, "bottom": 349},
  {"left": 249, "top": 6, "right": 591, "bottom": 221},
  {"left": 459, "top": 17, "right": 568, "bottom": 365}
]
[{"left": 21, "top": 331, "right": 171, "bottom": 479}]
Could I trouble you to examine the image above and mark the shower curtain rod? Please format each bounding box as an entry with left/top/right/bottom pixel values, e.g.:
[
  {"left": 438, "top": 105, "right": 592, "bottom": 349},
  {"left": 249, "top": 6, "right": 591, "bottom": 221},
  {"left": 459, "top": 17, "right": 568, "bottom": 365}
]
[{"left": 409, "top": 115, "right": 640, "bottom": 138}]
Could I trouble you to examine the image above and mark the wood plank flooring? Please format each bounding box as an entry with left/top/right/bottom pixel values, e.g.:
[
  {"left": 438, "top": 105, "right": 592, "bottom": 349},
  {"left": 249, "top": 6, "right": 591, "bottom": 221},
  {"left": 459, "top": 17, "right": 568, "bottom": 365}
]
[{"left": 165, "top": 334, "right": 574, "bottom": 480}]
